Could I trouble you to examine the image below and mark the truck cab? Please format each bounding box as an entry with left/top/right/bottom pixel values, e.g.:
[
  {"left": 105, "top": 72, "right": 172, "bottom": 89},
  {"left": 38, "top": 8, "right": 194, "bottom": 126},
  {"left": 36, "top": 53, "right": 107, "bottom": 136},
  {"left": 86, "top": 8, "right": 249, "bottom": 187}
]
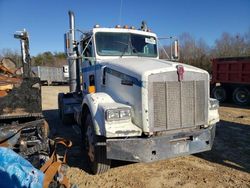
[{"left": 59, "top": 11, "right": 219, "bottom": 174}]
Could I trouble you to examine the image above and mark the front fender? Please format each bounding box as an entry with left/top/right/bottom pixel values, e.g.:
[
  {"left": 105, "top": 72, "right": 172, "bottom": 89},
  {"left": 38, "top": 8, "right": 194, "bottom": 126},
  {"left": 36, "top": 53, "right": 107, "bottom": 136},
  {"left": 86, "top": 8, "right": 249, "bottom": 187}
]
[
  {"left": 82, "top": 92, "right": 115, "bottom": 136},
  {"left": 82, "top": 92, "right": 142, "bottom": 137}
]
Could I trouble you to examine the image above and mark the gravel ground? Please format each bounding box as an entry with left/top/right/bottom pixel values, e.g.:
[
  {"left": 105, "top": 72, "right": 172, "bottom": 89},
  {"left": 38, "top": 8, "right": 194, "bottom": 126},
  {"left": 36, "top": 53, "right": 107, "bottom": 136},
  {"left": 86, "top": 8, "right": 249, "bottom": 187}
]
[{"left": 42, "top": 86, "right": 250, "bottom": 188}]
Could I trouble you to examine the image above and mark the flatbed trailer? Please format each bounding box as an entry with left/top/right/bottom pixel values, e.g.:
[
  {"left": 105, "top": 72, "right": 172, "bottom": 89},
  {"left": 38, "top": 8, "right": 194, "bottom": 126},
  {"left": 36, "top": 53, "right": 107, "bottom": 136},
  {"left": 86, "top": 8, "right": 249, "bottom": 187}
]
[{"left": 32, "top": 66, "right": 68, "bottom": 85}]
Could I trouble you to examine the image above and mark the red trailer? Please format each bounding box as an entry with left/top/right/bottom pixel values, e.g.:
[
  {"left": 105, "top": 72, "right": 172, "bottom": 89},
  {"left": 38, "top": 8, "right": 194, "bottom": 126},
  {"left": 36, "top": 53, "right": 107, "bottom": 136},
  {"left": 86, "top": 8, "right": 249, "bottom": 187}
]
[{"left": 211, "top": 56, "right": 250, "bottom": 106}]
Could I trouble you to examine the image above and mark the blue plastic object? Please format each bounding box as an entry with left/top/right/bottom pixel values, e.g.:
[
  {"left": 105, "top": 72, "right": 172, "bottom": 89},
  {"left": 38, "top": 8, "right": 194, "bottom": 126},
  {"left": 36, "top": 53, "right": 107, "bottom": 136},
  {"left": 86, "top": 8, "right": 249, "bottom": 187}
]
[{"left": 0, "top": 147, "right": 44, "bottom": 188}]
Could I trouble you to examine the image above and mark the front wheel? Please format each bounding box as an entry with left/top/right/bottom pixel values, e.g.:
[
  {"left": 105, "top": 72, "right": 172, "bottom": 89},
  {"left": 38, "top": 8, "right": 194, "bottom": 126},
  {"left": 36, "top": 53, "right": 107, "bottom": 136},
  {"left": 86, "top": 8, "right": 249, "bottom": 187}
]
[{"left": 84, "top": 113, "right": 111, "bottom": 174}]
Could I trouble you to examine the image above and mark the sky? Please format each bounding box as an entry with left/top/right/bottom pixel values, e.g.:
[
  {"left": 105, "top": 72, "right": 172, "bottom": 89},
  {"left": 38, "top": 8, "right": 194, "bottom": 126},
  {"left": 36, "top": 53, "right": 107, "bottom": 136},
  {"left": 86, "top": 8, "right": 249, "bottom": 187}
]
[{"left": 0, "top": 0, "right": 249, "bottom": 56}]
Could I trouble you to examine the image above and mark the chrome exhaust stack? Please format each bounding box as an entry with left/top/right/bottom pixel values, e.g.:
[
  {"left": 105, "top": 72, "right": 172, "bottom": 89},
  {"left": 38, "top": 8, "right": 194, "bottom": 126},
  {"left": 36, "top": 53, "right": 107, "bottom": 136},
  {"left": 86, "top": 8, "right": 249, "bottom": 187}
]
[
  {"left": 173, "top": 39, "right": 179, "bottom": 60},
  {"left": 68, "top": 11, "right": 75, "bottom": 42},
  {"left": 66, "top": 11, "right": 80, "bottom": 92}
]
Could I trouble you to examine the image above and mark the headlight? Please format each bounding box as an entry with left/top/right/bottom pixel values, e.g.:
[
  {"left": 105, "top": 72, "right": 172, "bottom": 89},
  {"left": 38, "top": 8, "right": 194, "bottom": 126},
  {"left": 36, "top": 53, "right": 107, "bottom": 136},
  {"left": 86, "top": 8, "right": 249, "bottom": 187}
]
[
  {"left": 105, "top": 108, "right": 131, "bottom": 121},
  {"left": 106, "top": 110, "right": 120, "bottom": 120},
  {"left": 119, "top": 108, "right": 131, "bottom": 118},
  {"left": 209, "top": 98, "right": 219, "bottom": 110}
]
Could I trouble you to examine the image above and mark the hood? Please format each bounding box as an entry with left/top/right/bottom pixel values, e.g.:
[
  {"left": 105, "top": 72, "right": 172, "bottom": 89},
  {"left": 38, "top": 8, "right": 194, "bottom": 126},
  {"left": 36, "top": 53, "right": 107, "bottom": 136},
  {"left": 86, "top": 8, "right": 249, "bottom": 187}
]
[{"left": 99, "top": 57, "right": 208, "bottom": 81}]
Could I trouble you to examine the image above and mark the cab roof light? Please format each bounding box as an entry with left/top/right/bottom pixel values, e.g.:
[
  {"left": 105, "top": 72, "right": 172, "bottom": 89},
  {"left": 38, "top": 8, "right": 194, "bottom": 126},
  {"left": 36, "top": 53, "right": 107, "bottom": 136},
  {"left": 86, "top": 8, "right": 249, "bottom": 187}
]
[
  {"left": 130, "top": 26, "right": 135, "bottom": 29},
  {"left": 94, "top": 24, "right": 100, "bottom": 28},
  {"left": 115, "top": 25, "right": 121, "bottom": 28},
  {"left": 123, "top": 25, "right": 129, "bottom": 29}
]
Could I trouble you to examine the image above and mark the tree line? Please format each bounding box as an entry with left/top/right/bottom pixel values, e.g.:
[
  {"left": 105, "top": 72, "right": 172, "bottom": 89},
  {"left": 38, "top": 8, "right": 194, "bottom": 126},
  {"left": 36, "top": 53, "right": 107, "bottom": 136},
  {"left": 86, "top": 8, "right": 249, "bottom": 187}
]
[
  {"left": 0, "top": 50, "right": 66, "bottom": 68},
  {"left": 1, "top": 30, "right": 250, "bottom": 72},
  {"left": 160, "top": 30, "right": 250, "bottom": 72}
]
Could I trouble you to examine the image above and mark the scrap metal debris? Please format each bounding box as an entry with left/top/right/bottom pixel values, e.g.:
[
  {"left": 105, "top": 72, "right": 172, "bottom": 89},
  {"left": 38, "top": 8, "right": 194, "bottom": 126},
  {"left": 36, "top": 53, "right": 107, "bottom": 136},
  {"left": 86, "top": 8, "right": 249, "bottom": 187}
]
[{"left": 0, "top": 58, "right": 22, "bottom": 97}]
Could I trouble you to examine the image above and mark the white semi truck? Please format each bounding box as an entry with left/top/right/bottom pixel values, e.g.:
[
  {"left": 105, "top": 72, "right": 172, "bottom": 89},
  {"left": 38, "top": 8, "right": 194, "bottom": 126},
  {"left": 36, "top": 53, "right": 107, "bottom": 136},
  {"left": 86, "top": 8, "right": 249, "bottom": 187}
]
[{"left": 58, "top": 11, "right": 219, "bottom": 174}]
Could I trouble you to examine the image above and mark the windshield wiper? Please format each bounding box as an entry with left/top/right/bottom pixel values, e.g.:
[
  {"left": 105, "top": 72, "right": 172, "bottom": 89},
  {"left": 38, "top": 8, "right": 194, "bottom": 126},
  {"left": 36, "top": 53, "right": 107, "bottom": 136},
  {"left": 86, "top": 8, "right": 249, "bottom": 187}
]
[
  {"left": 114, "top": 41, "right": 138, "bottom": 58},
  {"left": 114, "top": 41, "right": 129, "bottom": 58}
]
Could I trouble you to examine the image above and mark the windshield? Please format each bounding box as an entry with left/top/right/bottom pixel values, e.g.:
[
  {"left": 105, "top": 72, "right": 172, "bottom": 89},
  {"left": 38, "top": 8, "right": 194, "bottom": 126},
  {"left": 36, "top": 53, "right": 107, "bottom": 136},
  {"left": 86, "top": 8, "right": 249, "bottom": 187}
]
[{"left": 95, "top": 32, "right": 158, "bottom": 57}]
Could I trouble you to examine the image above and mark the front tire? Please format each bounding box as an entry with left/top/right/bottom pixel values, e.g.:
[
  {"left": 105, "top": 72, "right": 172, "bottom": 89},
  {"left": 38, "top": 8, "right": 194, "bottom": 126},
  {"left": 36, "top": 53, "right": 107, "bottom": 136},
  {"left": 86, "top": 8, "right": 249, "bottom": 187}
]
[{"left": 84, "top": 113, "right": 111, "bottom": 174}]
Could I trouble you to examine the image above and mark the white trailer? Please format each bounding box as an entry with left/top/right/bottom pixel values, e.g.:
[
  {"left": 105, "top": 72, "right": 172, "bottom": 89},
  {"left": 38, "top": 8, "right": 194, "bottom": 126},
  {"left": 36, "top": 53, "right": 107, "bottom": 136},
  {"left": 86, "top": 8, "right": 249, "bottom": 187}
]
[
  {"left": 32, "top": 66, "right": 68, "bottom": 85},
  {"left": 58, "top": 11, "right": 220, "bottom": 174}
]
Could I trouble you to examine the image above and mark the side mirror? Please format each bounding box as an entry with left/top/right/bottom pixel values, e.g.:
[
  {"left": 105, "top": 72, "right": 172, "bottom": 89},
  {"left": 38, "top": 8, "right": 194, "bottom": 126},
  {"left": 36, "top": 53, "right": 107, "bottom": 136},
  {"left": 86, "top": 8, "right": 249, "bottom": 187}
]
[{"left": 173, "top": 40, "right": 179, "bottom": 60}]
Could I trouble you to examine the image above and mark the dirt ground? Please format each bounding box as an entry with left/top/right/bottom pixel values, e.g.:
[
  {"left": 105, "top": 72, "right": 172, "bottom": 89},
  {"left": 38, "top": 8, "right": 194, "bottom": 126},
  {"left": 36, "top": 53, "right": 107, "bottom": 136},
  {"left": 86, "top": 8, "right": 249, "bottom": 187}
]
[{"left": 42, "top": 86, "right": 250, "bottom": 188}]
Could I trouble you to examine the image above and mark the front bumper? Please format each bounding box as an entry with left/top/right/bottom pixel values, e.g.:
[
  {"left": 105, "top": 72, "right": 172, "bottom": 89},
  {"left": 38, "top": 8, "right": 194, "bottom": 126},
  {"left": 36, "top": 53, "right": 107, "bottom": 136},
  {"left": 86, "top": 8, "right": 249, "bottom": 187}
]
[{"left": 106, "top": 124, "right": 216, "bottom": 162}]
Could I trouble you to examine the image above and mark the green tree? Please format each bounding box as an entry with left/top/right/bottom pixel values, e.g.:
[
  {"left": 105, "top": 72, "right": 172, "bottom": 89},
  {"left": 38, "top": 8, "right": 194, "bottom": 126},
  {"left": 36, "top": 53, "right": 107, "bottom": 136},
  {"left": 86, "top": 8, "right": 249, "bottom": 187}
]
[{"left": 32, "top": 51, "right": 66, "bottom": 67}]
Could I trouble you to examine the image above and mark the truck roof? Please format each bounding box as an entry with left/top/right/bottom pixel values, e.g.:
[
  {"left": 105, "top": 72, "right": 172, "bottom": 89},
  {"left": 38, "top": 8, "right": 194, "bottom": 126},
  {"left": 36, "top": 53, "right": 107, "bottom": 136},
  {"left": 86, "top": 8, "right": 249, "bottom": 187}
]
[{"left": 84, "top": 27, "right": 157, "bottom": 38}]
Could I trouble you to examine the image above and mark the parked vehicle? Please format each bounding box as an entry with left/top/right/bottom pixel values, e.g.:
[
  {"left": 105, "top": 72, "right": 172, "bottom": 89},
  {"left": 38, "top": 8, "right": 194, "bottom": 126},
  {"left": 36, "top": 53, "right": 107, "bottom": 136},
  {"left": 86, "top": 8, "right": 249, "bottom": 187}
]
[
  {"left": 32, "top": 66, "right": 68, "bottom": 85},
  {"left": 58, "top": 11, "right": 220, "bottom": 174},
  {"left": 211, "top": 56, "right": 250, "bottom": 106}
]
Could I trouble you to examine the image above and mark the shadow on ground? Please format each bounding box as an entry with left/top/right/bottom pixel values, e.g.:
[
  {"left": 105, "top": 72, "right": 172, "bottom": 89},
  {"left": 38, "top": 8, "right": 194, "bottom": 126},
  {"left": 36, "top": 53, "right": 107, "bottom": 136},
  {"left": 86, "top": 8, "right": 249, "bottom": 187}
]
[
  {"left": 43, "top": 109, "right": 92, "bottom": 173},
  {"left": 195, "top": 120, "right": 250, "bottom": 173},
  {"left": 43, "top": 109, "right": 131, "bottom": 174},
  {"left": 43, "top": 110, "right": 250, "bottom": 174}
]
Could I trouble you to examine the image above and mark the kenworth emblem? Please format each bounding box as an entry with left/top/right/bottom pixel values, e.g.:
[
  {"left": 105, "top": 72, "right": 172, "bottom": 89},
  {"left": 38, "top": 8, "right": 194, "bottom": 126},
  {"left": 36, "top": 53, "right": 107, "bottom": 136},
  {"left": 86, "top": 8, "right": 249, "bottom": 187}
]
[{"left": 177, "top": 65, "right": 184, "bottom": 81}]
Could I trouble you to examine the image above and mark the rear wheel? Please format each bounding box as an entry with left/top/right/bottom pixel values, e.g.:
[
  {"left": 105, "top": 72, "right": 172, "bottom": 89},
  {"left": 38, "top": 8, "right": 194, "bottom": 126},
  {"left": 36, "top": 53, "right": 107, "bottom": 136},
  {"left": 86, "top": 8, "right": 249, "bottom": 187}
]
[
  {"left": 212, "top": 86, "right": 227, "bottom": 103},
  {"left": 233, "top": 87, "right": 250, "bottom": 106},
  {"left": 58, "top": 93, "right": 73, "bottom": 125},
  {"left": 58, "top": 93, "right": 64, "bottom": 119},
  {"left": 84, "top": 113, "right": 111, "bottom": 174}
]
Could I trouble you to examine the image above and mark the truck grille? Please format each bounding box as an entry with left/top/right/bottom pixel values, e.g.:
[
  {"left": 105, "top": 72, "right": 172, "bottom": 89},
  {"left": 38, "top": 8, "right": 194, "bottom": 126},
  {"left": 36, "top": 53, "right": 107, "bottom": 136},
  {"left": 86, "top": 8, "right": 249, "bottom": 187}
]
[{"left": 148, "top": 72, "right": 208, "bottom": 131}]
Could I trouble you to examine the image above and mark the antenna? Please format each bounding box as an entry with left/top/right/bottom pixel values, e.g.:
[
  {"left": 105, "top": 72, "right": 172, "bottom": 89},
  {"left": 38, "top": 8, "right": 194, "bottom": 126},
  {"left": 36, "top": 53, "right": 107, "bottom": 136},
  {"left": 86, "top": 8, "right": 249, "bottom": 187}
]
[{"left": 119, "top": 0, "right": 123, "bottom": 25}]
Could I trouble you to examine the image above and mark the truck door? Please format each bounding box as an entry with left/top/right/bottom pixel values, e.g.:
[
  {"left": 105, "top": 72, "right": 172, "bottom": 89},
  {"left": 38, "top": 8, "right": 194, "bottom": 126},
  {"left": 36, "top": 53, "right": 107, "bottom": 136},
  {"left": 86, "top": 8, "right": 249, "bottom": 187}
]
[{"left": 81, "top": 37, "right": 96, "bottom": 94}]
